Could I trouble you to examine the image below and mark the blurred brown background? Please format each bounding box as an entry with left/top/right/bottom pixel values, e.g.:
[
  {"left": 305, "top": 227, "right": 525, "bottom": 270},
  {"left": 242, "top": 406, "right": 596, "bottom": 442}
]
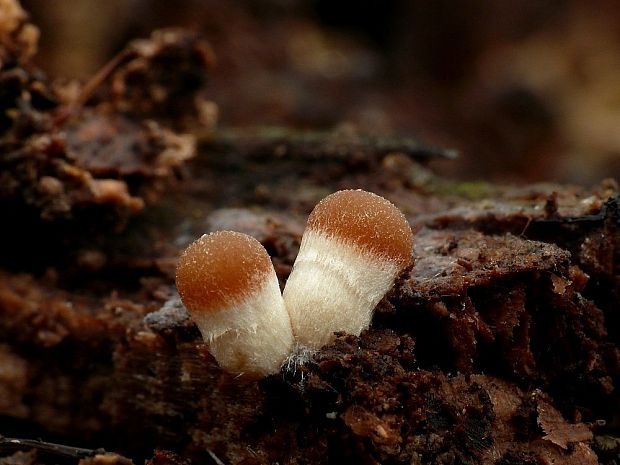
[{"left": 21, "top": 0, "right": 620, "bottom": 184}]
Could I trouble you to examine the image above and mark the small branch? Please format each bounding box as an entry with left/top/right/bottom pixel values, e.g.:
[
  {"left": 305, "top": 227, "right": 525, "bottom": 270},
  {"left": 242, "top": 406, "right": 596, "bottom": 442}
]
[
  {"left": 202, "top": 126, "right": 458, "bottom": 163},
  {"left": 53, "top": 48, "right": 137, "bottom": 126},
  {"left": 0, "top": 434, "right": 106, "bottom": 460}
]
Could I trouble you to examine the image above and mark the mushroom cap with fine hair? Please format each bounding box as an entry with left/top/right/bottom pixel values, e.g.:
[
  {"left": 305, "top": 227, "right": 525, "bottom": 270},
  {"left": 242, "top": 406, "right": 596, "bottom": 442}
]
[
  {"left": 175, "top": 231, "right": 273, "bottom": 314},
  {"left": 307, "top": 189, "right": 413, "bottom": 267}
]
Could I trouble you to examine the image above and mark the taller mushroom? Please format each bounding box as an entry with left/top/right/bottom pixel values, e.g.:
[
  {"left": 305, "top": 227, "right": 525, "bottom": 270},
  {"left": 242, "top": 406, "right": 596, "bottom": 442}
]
[{"left": 283, "top": 189, "right": 413, "bottom": 349}]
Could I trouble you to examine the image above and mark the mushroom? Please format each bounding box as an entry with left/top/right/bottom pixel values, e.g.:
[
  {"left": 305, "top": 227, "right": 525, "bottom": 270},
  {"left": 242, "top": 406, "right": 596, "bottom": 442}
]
[
  {"left": 283, "top": 189, "right": 413, "bottom": 349},
  {"left": 175, "top": 231, "right": 293, "bottom": 377}
]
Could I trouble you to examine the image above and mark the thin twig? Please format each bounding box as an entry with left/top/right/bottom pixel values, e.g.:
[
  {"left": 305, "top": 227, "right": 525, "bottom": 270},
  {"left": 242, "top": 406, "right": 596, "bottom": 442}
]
[
  {"left": 206, "top": 448, "right": 226, "bottom": 465},
  {"left": 0, "top": 434, "right": 105, "bottom": 459},
  {"left": 53, "top": 48, "right": 137, "bottom": 126}
]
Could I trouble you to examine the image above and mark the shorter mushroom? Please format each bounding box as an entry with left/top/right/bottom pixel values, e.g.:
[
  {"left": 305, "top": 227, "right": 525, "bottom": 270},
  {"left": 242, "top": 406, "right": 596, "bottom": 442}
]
[
  {"left": 283, "top": 189, "right": 413, "bottom": 349},
  {"left": 176, "top": 231, "right": 293, "bottom": 377}
]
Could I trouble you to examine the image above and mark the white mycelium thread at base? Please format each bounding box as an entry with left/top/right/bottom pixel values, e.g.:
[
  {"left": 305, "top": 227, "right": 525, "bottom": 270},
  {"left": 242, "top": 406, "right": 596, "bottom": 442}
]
[
  {"left": 283, "top": 189, "right": 414, "bottom": 350},
  {"left": 175, "top": 231, "right": 293, "bottom": 378}
]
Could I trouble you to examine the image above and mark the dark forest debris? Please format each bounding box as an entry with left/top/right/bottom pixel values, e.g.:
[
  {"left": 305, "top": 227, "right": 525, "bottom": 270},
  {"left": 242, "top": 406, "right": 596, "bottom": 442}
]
[
  {"left": 0, "top": 0, "right": 38, "bottom": 70},
  {"left": 537, "top": 400, "right": 593, "bottom": 449},
  {"left": 145, "top": 450, "right": 190, "bottom": 465},
  {"left": 0, "top": 14, "right": 210, "bottom": 227},
  {"left": 0, "top": 449, "right": 37, "bottom": 465},
  {"left": 86, "top": 29, "right": 216, "bottom": 130}
]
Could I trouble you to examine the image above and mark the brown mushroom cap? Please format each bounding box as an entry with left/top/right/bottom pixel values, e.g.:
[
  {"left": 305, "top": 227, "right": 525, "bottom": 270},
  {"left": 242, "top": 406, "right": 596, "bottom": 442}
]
[
  {"left": 175, "top": 231, "right": 272, "bottom": 314},
  {"left": 306, "top": 189, "right": 413, "bottom": 267}
]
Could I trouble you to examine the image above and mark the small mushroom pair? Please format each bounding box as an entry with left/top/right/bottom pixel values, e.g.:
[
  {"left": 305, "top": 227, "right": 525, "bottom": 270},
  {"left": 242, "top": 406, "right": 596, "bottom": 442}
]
[{"left": 175, "top": 190, "right": 413, "bottom": 378}]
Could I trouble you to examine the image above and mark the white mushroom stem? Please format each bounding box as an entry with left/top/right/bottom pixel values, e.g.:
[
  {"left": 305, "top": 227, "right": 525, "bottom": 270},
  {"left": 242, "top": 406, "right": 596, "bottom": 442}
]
[
  {"left": 194, "top": 272, "right": 293, "bottom": 377},
  {"left": 283, "top": 230, "right": 400, "bottom": 349}
]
